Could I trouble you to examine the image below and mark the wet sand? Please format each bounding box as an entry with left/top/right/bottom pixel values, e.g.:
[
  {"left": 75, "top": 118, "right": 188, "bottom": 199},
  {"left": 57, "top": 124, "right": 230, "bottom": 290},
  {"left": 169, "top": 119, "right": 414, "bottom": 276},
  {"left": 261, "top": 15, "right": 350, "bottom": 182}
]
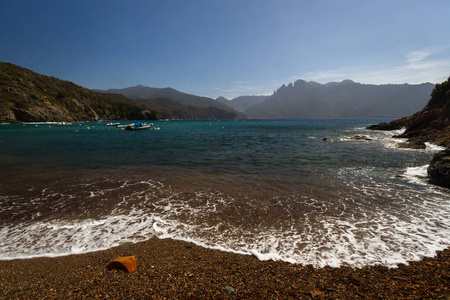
[{"left": 0, "top": 237, "right": 449, "bottom": 299}]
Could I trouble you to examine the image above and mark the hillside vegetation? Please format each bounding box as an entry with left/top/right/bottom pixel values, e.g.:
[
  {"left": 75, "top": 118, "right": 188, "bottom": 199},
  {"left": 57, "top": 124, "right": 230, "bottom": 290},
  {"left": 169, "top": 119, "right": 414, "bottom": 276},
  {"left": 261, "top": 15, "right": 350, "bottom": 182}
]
[{"left": 0, "top": 62, "right": 157, "bottom": 122}]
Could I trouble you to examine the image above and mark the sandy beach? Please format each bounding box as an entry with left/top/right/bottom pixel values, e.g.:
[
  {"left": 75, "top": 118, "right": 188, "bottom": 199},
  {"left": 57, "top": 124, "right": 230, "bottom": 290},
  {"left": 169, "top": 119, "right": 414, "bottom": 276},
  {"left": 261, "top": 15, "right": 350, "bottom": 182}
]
[{"left": 0, "top": 237, "right": 449, "bottom": 299}]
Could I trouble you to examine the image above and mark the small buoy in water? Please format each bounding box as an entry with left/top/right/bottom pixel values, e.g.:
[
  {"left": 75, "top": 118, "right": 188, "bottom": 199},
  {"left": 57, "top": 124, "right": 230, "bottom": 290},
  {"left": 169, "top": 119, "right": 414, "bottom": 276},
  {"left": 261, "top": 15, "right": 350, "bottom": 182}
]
[{"left": 121, "top": 127, "right": 124, "bottom": 130}]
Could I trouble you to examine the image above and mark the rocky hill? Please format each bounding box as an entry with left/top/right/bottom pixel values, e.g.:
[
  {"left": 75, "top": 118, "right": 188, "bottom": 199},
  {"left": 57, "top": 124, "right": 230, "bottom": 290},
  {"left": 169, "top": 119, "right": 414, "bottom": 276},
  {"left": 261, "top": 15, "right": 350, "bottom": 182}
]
[
  {"left": 98, "top": 85, "right": 245, "bottom": 119},
  {"left": 243, "top": 79, "right": 434, "bottom": 119},
  {"left": 0, "top": 62, "right": 157, "bottom": 122},
  {"left": 368, "top": 76, "right": 450, "bottom": 149}
]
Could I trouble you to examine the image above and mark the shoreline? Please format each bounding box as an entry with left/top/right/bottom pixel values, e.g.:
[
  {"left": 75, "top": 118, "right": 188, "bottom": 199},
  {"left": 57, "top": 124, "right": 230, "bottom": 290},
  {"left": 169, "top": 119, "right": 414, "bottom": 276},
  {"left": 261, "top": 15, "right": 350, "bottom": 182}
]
[{"left": 1, "top": 237, "right": 449, "bottom": 299}]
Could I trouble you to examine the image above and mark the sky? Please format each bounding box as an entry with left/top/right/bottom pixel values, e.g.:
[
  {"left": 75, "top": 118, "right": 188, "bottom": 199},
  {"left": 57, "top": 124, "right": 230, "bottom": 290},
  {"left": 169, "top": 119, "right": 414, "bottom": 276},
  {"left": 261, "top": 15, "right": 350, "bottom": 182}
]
[{"left": 1, "top": 0, "right": 450, "bottom": 99}]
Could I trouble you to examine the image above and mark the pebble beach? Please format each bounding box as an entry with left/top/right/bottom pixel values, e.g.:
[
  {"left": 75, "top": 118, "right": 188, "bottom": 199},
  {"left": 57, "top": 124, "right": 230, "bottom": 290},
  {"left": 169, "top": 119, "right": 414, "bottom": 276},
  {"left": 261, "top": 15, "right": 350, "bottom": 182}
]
[{"left": 1, "top": 237, "right": 449, "bottom": 299}]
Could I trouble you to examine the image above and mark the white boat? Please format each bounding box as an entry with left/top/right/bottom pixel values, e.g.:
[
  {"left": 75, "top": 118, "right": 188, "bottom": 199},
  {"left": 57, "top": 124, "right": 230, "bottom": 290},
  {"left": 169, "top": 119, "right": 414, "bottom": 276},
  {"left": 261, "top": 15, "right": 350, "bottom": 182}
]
[
  {"left": 105, "top": 122, "right": 120, "bottom": 126},
  {"left": 116, "top": 123, "right": 134, "bottom": 128},
  {"left": 125, "top": 122, "right": 153, "bottom": 131}
]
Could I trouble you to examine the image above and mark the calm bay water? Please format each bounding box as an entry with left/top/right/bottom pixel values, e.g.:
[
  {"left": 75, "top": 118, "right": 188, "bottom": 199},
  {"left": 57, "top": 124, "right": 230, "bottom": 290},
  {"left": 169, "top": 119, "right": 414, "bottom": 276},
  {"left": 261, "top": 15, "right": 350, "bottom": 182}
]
[{"left": 0, "top": 119, "right": 449, "bottom": 267}]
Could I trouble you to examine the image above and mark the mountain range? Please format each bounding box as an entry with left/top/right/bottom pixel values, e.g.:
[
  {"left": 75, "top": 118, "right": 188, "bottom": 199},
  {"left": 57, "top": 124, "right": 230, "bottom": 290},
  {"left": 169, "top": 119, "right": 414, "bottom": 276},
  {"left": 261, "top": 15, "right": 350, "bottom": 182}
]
[
  {"left": 96, "top": 85, "right": 245, "bottom": 120},
  {"left": 219, "top": 79, "right": 434, "bottom": 119},
  {"left": 0, "top": 62, "right": 438, "bottom": 122}
]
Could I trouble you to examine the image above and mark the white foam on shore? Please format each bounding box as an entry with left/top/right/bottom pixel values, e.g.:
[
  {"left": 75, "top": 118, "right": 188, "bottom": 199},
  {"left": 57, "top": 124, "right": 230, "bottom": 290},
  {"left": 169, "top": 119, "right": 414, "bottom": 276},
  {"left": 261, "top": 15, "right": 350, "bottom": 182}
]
[
  {"left": 425, "top": 142, "right": 446, "bottom": 152},
  {"left": 338, "top": 127, "right": 408, "bottom": 149},
  {"left": 341, "top": 126, "right": 448, "bottom": 155},
  {"left": 402, "top": 165, "right": 430, "bottom": 185},
  {"left": 1, "top": 175, "right": 449, "bottom": 268}
]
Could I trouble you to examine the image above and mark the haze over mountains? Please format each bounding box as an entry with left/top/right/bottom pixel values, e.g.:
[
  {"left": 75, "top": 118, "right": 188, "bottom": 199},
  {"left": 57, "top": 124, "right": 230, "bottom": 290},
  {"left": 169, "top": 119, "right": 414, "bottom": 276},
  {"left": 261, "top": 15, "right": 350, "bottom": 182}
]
[{"left": 219, "top": 79, "right": 434, "bottom": 119}]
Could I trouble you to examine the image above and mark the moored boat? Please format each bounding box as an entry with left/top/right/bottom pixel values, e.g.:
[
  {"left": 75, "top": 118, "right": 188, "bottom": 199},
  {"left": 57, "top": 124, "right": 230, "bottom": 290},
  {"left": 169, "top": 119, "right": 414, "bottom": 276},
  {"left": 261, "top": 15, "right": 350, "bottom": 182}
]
[
  {"left": 116, "top": 123, "right": 134, "bottom": 128},
  {"left": 125, "top": 122, "right": 153, "bottom": 130}
]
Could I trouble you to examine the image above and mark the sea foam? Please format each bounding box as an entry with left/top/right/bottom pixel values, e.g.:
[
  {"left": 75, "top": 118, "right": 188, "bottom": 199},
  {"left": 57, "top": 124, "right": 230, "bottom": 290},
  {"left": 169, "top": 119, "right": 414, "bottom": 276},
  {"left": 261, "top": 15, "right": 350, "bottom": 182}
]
[{"left": 403, "top": 165, "right": 429, "bottom": 185}]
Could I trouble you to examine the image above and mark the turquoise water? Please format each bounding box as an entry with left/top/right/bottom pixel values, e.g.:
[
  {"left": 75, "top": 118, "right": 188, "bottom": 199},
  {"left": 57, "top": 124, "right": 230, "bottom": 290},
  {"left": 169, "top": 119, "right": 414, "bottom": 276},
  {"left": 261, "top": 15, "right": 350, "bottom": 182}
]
[
  {"left": 0, "top": 119, "right": 449, "bottom": 267},
  {"left": 0, "top": 119, "right": 428, "bottom": 173}
]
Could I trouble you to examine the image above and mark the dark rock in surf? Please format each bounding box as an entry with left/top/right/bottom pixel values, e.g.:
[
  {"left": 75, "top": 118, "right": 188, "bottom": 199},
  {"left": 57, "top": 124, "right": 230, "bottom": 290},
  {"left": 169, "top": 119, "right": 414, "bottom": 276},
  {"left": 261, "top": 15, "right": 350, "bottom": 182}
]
[
  {"left": 428, "top": 149, "right": 450, "bottom": 188},
  {"left": 348, "top": 135, "right": 373, "bottom": 141},
  {"left": 366, "top": 122, "right": 404, "bottom": 131}
]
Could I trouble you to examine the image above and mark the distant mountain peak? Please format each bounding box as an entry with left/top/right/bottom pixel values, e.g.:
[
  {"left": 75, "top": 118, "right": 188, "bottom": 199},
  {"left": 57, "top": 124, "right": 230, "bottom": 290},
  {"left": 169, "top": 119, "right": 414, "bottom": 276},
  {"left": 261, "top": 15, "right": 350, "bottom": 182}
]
[
  {"left": 245, "top": 79, "right": 435, "bottom": 119},
  {"left": 293, "top": 79, "right": 321, "bottom": 89},
  {"left": 341, "top": 79, "right": 355, "bottom": 84}
]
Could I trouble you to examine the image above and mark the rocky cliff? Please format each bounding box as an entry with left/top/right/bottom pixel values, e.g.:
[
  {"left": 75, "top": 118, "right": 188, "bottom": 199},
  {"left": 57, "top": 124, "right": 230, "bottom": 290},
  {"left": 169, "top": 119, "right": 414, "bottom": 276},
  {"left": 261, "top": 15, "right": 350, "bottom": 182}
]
[
  {"left": 368, "top": 76, "right": 450, "bottom": 188},
  {"left": 0, "top": 62, "right": 157, "bottom": 122},
  {"left": 368, "top": 76, "right": 450, "bottom": 149}
]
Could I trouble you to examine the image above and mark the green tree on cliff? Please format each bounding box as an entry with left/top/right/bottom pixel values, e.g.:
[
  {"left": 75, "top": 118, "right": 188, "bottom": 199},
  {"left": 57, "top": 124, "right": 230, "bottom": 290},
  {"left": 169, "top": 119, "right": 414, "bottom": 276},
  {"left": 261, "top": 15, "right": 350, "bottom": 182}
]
[{"left": 429, "top": 76, "right": 450, "bottom": 108}]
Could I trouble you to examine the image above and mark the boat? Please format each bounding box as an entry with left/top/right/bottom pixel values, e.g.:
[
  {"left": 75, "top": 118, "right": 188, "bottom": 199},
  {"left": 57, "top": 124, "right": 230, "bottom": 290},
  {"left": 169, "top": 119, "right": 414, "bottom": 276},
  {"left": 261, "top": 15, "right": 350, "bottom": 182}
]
[
  {"left": 125, "top": 122, "right": 153, "bottom": 131},
  {"left": 105, "top": 122, "right": 120, "bottom": 126},
  {"left": 116, "top": 123, "right": 134, "bottom": 128}
]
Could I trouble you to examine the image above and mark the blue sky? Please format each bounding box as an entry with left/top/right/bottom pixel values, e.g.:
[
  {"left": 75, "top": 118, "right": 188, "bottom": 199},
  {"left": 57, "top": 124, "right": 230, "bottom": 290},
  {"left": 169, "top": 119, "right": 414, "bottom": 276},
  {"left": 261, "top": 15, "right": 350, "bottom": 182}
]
[{"left": 1, "top": 0, "right": 449, "bottom": 99}]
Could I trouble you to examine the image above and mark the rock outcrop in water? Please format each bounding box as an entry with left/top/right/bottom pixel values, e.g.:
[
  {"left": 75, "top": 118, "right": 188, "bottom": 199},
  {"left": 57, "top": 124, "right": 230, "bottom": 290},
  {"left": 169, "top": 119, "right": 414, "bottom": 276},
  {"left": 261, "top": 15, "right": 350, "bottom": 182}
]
[
  {"left": 368, "top": 76, "right": 450, "bottom": 188},
  {"left": 428, "top": 149, "right": 450, "bottom": 188}
]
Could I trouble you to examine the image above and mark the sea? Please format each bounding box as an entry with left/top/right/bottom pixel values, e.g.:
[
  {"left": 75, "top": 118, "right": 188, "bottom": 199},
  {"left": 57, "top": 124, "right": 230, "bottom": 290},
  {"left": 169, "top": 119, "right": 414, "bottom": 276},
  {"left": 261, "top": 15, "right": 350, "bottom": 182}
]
[{"left": 0, "top": 119, "right": 449, "bottom": 268}]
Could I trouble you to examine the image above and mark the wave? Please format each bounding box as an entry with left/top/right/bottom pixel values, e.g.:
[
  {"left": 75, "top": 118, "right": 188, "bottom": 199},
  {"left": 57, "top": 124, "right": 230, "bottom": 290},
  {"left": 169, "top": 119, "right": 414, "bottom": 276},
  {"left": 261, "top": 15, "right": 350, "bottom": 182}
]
[
  {"left": 1, "top": 172, "right": 449, "bottom": 268},
  {"left": 425, "top": 142, "right": 446, "bottom": 152}
]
